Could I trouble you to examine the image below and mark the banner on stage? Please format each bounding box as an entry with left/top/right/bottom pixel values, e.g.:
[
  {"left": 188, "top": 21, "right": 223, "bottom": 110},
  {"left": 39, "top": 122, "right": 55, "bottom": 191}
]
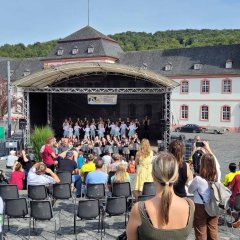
[{"left": 87, "top": 95, "right": 117, "bottom": 105}]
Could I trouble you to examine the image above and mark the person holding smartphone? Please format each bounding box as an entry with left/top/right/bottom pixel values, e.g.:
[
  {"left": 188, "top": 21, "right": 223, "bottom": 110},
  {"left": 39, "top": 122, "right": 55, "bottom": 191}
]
[{"left": 191, "top": 140, "right": 221, "bottom": 182}]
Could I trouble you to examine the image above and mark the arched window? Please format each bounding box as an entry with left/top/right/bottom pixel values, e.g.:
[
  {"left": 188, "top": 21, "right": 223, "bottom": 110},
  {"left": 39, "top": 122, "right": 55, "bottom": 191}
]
[
  {"left": 226, "top": 59, "right": 233, "bottom": 69},
  {"left": 200, "top": 105, "right": 209, "bottom": 121},
  {"left": 57, "top": 47, "right": 64, "bottom": 56},
  {"left": 72, "top": 46, "right": 78, "bottom": 55},
  {"left": 165, "top": 63, "right": 172, "bottom": 71},
  {"left": 221, "top": 105, "right": 231, "bottom": 121}
]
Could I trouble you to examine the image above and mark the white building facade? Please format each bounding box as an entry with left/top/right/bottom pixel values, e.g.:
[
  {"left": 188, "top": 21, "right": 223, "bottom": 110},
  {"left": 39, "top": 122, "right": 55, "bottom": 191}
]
[{"left": 171, "top": 74, "right": 240, "bottom": 132}]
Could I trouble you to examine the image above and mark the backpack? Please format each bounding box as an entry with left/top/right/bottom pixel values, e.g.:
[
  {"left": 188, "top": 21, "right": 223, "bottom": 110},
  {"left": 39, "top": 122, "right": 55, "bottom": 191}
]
[
  {"left": 128, "top": 163, "right": 136, "bottom": 173},
  {"left": 192, "top": 150, "right": 203, "bottom": 174}
]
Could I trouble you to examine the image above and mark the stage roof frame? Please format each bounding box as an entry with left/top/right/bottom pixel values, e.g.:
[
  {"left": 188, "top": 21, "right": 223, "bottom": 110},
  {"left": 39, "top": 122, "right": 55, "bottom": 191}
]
[{"left": 13, "top": 62, "right": 179, "bottom": 89}]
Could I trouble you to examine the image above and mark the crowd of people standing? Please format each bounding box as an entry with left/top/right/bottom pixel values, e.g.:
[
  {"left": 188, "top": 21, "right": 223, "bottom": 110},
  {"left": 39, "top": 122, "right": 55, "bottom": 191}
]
[{"left": 4, "top": 129, "right": 240, "bottom": 240}]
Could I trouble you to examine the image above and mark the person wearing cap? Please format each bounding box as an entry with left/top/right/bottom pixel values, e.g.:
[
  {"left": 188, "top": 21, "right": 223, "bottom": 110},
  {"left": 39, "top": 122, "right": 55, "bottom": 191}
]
[
  {"left": 57, "top": 151, "right": 82, "bottom": 198},
  {"left": 6, "top": 150, "right": 18, "bottom": 168},
  {"left": 223, "top": 163, "right": 240, "bottom": 187}
]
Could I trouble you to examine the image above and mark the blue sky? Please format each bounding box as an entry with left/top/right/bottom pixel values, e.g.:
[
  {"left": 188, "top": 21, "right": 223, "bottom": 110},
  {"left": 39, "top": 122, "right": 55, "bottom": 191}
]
[{"left": 0, "top": 0, "right": 239, "bottom": 46}]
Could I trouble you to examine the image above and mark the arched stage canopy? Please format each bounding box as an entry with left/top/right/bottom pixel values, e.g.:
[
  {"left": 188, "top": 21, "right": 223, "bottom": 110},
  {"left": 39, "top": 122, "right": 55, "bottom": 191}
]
[
  {"left": 14, "top": 62, "right": 178, "bottom": 89},
  {"left": 14, "top": 62, "right": 178, "bottom": 149}
]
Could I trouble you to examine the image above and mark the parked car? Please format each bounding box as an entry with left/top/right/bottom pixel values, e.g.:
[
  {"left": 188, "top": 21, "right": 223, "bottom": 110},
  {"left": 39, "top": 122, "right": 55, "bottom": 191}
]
[
  {"left": 175, "top": 124, "right": 206, "bottom": 133},
  {"left": 204, "top": 127, "right": 227, "bottom": 134},
  {"left": 170, "top": 133, "right": 186, "bottom": 141}
]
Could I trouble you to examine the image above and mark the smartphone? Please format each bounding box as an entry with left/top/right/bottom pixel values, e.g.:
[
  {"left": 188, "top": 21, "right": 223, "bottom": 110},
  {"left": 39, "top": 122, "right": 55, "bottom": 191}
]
[{"left": 196, "top": 141, "right": 204, "bottom": 147}]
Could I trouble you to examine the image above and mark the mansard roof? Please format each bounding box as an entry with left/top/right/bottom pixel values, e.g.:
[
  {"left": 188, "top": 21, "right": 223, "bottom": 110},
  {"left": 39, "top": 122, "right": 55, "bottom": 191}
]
[
  {"left": 119, "top": 44, "right": 240, "bottom": 76},
  {"left": 45, "top": 26, "right": 123, "bottom": 60},
  {"left": 0, "top": 58, "right": 43, "bottom": 81}
]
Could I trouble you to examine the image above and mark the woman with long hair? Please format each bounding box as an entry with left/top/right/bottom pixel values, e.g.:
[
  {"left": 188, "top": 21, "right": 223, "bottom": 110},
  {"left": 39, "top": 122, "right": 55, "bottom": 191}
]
[
  {"left": 168, "top": 139, "right": 193, "bottom": 197},
  {"left": 188, "top": 153, "right": 218, "bottom": 240},
  {"left": 134, "top": 139, "right": 153, "bottom": 199},
  {"left": 127, "top": 152, "right": 194, "bottom": 239},
  {"left": 111, "top": 163, "right": 130, "bottom": 183}
]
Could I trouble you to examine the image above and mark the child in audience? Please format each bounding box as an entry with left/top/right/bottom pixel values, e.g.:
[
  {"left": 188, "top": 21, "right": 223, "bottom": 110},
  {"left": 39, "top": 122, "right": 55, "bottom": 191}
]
[
  {"left": 223, "top": 163, "right": 240, "bottom": 186},
  {"left": 111, "top": 163, "right": 131, "bottom": 183}
]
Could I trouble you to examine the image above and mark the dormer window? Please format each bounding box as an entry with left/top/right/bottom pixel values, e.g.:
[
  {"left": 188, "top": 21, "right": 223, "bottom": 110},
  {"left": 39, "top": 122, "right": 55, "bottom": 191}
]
[
  {"left": 225, "top": 59, "right": 232, "bottom": 69},
  {"left": 194, "top": 63, "right": 202, "bottom": 70},
  {"left": 23, "top": 69, "right": 30, "bottom": 77},
  {"left": 72, "top": 46, "right": 78, "bottom": 55},
  {"left": 57, "top": 47, "right": 64, "bottom": 56},
  {"left": 87, "top": 45, "right": 94, "bottom": 54},
  {"left": 142, "top": 63, "right": 148, "bottom": 69},
  {"left": 165, "top": 63, "right": 172, "bottom": 71}
]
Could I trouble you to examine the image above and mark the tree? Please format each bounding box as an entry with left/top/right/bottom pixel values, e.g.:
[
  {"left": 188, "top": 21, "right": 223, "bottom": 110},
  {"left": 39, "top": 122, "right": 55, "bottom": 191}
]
[{"left": 0, "top": 78, "right": 22, "bottom": 119}]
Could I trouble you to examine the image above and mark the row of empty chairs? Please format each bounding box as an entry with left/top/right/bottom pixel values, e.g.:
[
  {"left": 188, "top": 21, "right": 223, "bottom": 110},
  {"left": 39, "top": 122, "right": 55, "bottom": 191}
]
[{"left": 0, "top": 180, "right": 157, "bottom": 239}]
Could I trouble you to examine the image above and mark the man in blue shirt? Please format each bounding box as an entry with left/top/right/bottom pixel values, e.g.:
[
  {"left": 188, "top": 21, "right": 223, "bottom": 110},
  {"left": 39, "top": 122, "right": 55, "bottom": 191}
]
[{"left": 85, "top": 159, "right": 108, "bottom": 185}]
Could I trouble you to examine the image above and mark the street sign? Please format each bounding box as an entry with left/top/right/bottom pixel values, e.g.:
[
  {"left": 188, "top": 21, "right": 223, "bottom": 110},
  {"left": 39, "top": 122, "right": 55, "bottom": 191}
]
[{"left": 0, "top": 126, "right": 5, "bottom": 140}]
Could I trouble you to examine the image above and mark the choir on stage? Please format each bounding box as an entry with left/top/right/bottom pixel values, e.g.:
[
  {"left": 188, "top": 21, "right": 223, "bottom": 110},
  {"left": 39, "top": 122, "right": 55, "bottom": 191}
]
[{"left": 60, "top": 117, "right": 150, "bottom": 160}]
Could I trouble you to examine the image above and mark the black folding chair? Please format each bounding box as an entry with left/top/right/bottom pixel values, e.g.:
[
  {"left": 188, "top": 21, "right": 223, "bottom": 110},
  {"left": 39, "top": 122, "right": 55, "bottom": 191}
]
[
  {"left": 0, "top": 185, "right": 19, "bottom": 200},
  {"left": 4, "top": 198, "right": 28, "bottom": 231},
  {"left": 142, "top": 182, "right": 156, "bottom": 196},
  {"left": 29, "top": 200, "right": 57, "bottom": 240},
  {"left": 138, "top": 194, "right": 155, "bottom": 202},
  {"left": 112, "top": 182, "right": 131, "bottom": 198},
  {"left": 103, "top": 196, "right": 127, "bottom": 232},
  {"left": 86, "top": 183, "right": 105, "bottom": 200},
  {"left": 52, "top": 183, "right": 75, "bottom": 233},
  {"left": 57, "top": 171, "right": 72, "bottom": 184},
  {"left": 74, "top": 199, "right": 102, "bottom": 239},
  {"left": 28, "top": 185, "right": 48, "bottom": 200},
  {"left": 112, "top": 182, "right": 133, "bottom": 213}
]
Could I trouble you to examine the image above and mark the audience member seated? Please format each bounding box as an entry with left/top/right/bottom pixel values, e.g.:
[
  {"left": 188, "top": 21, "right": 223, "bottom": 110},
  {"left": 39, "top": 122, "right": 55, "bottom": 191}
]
[
  {"left": 77, "top": 150, "right": 85, "bottom": 169},
  {"left": 9, "top": 162, "right": 25, "bottom": 190},
  {"left": 111, "top": 163, "right": 131, "bottom": 183},
  {"left": 85, "top": 159, "right": 108, "bottom": 185},
  {"left": 0, "top": 170, "right": 8, "bottom": 184},
  {"left": 223, "top": 163, "right": 240, "bottom": 187},
  {"left": 57, "top": 151, "right": 82, "bottom": 197},
  {"left": 27, "top": 162, "right": 60, "bottom": 186},
  {"left": 81, "top": 154, "right": 96, "bottom": 183},
  {"left": 108, "top": 153, "right": 121, "bottom": 174},
  {"left": 6, "top": 150, "right": 18, "bottom": 169},
  {"left": 40, "top": 137, "right": 57, "bottom": 172},
  {"left": 126, "top": 152, "right": 194, "bottom": 239},
  {"left": 102, "top": 151, "right": 112, "bottom": 166},
  {"left": 127, "top": 156, "right": 136, "bottom": 174}
]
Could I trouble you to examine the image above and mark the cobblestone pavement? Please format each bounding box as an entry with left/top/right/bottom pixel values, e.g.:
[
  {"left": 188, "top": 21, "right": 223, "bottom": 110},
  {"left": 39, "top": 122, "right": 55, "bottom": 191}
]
[{"left": 1, "top": 132, "right": 240, "bottom": 239}]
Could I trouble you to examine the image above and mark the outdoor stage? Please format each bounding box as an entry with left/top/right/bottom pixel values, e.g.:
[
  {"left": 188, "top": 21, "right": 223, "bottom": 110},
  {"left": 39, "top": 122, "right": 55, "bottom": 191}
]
[{"left": 14, "top": 62, "right": 178, "bottom": 148}]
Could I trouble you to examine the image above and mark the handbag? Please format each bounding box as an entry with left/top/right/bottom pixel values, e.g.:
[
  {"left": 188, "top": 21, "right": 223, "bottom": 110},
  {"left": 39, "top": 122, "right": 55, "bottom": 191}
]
[
  {"left": 117, "top": 231, "right": 127, "bottom": 240},
  {"left": 197, "top": 185, "right": 219, "bottom": 217}
]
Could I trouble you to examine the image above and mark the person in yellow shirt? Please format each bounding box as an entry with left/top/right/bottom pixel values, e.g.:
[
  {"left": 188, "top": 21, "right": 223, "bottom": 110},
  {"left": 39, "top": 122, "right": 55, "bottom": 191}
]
[
  {"left": 80, "top": 154, "right": 96, "bottom": 183},
  {"left": 223, "top": 163, "right": 240, "bottom": 186}
]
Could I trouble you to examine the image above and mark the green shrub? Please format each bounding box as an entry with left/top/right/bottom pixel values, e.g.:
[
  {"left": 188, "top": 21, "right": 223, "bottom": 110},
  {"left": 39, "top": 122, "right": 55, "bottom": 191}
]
[{"left": 31, "top": 126, "right": 54, "bottom": 162}]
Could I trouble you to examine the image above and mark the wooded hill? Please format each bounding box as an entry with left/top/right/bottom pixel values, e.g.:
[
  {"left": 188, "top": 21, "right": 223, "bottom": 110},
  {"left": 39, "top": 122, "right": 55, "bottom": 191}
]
[{"left": 1, "top": 29, "right": 240, "bottom": 58}]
